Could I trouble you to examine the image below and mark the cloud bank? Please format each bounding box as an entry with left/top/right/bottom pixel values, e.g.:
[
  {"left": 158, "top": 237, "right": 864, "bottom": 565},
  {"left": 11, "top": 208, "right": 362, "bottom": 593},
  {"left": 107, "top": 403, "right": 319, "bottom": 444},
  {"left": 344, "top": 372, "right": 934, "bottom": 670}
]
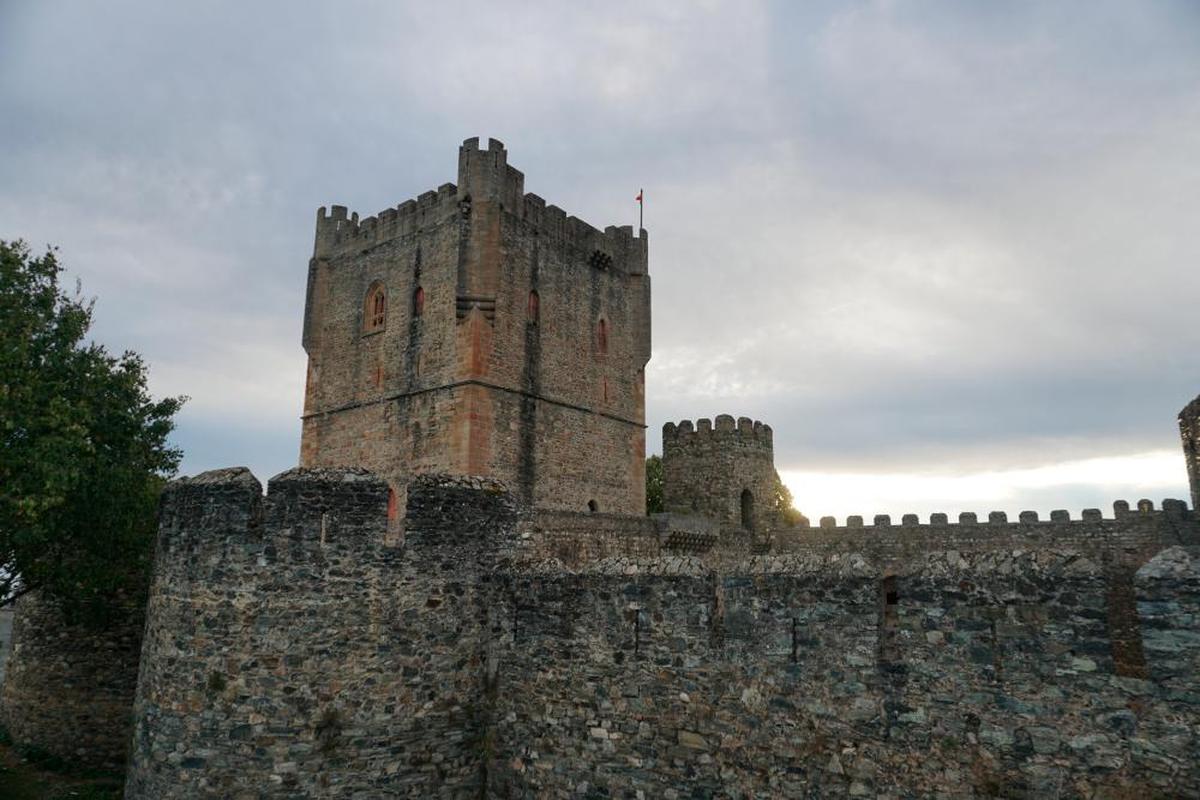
[{"left": 2, "top": 1, "right": 1196, "bottom": 515}]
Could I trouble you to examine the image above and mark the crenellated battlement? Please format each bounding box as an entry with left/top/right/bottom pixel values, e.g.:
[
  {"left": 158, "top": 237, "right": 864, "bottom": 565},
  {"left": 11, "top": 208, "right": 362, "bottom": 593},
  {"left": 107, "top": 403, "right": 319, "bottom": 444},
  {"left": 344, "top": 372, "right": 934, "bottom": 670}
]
[
  {"left": 128, "top": 467, "right": 527, "bottom": 798},
  {"left": 312, "top": 137, "right": 647, "bottom": 273},
  {"left": 803, "top": 498, "right": 1192, "bottom": 531},
  {"left": 312, "top": 180, "right": 462, "bottom": 259},
  {"left": 520, "top": 194, "right": 647, "bottom": 275},
  {"left": 663, "top": 414, "right": 774, "bottom": 449},
  {"left": 662, "top": 415, "right": 779, "bottom": 531}
]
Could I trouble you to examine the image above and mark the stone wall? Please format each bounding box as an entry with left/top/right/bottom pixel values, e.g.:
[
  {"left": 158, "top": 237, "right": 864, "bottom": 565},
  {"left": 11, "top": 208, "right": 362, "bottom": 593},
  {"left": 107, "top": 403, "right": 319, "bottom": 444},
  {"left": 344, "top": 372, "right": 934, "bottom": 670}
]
[
  {"left": 126, "top": 467, "right": 1200, "bottom": 797},
  {"left": 486, "top": 545, "right": 1200, "bottom": 798},
  {"left": 124, "top": 468, "right": 517, "bottom": 799},
  {"left": 300, "top": 138, "right": 651, "bottom": 516},
  {"left": 1181, "top": 394, "right": 1200, "bottom": 512},
  {"left": 0, "top": 590, "right": 144, "bottom": 771}
]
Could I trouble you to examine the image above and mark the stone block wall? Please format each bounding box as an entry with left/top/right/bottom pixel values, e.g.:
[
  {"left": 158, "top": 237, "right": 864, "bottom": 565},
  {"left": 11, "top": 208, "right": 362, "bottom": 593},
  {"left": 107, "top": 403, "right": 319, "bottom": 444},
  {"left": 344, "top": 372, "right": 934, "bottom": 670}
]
[
  {"left": 125, "top": 467, "right": 1200, "bottom": 797},
  {"left": 0, "top": 590, "right": 144, "bottom": 771}
]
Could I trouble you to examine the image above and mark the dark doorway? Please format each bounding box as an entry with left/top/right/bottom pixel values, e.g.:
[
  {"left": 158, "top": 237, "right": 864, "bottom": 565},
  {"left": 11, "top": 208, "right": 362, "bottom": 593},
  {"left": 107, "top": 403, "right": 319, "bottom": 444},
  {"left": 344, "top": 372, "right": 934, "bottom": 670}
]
[{"left": 740, "top": 488, "right": 754, "bottom": 531}]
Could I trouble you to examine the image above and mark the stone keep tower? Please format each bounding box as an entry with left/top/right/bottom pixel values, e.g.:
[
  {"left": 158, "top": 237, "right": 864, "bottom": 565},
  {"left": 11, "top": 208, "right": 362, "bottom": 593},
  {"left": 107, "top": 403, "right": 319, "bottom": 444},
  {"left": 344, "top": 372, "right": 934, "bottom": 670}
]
[
  {"left": 299, "top": 138, "right": 651, "bottom": 515},
  {"left": 1181, "top": 394, "right": 1200, "bottom": 511},
  {"left": 661, "top": 415, "right": 779, "bottom": 531}
]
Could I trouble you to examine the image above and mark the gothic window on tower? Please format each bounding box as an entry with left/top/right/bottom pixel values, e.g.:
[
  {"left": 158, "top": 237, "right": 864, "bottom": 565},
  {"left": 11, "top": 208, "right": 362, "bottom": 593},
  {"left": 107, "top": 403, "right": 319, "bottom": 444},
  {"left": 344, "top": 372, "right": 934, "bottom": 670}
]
[
  {"left": 364, "top": 282, "right": 386, "bottom": 333},
  {"left": 413, "top": 286, "right": 425, "bottom": 316},
  {"left": 597, "top": 318, "right": 609, "bottom": 354}
]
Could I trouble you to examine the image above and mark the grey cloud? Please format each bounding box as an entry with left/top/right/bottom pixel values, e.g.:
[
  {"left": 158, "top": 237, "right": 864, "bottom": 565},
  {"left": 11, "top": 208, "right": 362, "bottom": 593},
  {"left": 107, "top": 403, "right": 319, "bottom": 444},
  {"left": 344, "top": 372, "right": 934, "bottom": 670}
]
[{"left": 1, "top": 2, "right": 1196, "bottom": 506}]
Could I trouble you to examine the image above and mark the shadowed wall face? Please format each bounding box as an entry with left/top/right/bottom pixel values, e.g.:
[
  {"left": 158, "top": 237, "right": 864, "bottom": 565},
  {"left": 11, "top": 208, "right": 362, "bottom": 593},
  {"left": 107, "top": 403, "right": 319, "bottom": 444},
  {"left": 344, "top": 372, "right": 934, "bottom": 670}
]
[
  {"left": 1181, "top": 396, "right": 1200, "bottom": 512},
  {"left": 299, "top": 139, "right": 651, "bottom": 516},
  {"left": 0, "top": 592, "right": 144, "bottom": 772}
]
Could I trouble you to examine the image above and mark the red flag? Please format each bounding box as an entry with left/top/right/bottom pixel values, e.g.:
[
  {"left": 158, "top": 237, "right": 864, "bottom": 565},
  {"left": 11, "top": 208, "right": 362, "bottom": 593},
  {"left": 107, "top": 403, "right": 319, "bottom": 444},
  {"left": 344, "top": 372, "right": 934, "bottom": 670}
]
[{"left": 635, "top": 190, "right": 643, "bottom": 203}]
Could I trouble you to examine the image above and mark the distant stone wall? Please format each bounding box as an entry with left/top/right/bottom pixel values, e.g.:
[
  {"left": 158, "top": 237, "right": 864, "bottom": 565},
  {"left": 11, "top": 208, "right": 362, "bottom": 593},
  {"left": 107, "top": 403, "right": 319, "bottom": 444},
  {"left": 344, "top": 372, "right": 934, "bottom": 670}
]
[
  {"left": 125, "top": 467, "right": 1200, "bottom": 797},
  {"left": 767, "top": 499, "right": 1194, "bottom": 569},
  {"left": 0, "top": 590, "right": 144, "bottom": 771}
]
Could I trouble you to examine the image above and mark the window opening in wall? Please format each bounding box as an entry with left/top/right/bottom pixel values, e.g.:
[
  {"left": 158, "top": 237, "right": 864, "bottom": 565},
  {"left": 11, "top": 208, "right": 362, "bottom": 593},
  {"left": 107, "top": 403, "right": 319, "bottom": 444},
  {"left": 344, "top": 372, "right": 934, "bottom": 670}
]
[
  {"left": 597, "top": 318, "right": 608, "bottom": 354},
  {"left": 528, "top": 290, "right": 540, "bottom": 324},
  {"left": 588, "top": 499, "right": 599, "bottom": 514},
  {"left": 364, "top": 283, "right": 386, "bottom": 332},
  {"left": 740, "top": 488, "right": 754, "bottom": 531},
  {"left": 413, "top": 286, "right": 425, "bottom": 316},
  {"left": 387, "top": 487, "right": 398, "bottom": 522}
]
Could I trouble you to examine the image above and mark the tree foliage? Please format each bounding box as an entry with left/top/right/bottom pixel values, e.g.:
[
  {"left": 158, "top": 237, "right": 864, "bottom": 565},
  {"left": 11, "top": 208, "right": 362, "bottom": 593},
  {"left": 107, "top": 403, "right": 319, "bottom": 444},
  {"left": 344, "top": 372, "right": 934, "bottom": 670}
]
[
  {"left": 770, "top": 472, "right": 808, "bottom": 527},
  {"left": 645, "top": 454, "right": 664, "bottom": 515},
  {"left": 0, "top": 240, "right": 185, "bottom": 622}
]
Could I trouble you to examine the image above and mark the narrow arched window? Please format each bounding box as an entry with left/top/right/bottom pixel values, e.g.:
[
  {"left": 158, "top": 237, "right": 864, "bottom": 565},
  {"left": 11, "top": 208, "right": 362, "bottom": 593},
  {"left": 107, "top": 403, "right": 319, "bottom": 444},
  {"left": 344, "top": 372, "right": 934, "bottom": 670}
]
[
  {"left": 528, "top": 290, "right": 540, "bottom": 324},
  {"left": 387, "top": 487, "right": 399, "bottom": 523},
  {"left": 588, "top": 499, "right": 599, "bottom": 514},
  {"left": 741, "top": 488, "right": 754, "bottom": 531},
  {"left": 413, "top": 286, "right": 425, "bottom": 316},
  {"left": 597, "top": 318, "right": 608, "bottom": 354},
  {"left": 364, "top": 282, "right": 386, "bottom": 332}
]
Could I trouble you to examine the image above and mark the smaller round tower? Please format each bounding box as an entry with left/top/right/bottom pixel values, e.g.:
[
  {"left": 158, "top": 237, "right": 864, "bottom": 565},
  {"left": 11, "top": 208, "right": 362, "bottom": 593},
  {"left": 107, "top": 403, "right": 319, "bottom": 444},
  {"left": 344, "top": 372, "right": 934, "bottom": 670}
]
[{"left": 661, "top": 415, "right": 779, "bottom": 531}]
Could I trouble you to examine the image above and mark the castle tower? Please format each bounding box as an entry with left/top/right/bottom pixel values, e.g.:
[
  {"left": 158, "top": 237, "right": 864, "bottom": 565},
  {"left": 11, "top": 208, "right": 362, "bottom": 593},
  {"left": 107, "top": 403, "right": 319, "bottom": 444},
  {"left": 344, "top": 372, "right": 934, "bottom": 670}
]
[
  {"left": 1181, "top": 394, "right": 1200, "bottom": 510},
  {"left": 299, "top": 138, "right": 651, "bottom": 514},
  {"left": 661, "top": 415, "right": 779, "bottom": 531}
]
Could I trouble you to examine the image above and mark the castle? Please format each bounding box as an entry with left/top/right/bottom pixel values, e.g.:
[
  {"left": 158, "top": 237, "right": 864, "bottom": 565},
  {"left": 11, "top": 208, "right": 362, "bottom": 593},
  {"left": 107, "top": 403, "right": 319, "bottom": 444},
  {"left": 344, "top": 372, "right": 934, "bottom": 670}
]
[
  {"left": 299, "top": 137, "right": 650, "bottom": 516},
  {"left": 1, "top": 140, "right": 1198, "bottom": 798}
]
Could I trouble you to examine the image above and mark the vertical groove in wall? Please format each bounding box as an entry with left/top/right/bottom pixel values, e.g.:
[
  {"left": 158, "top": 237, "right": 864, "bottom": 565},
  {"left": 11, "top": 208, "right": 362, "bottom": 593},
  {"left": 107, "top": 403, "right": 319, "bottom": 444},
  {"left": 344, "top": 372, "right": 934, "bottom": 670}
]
[
  {"left": 1105, "top": 568, "right": 1149, "bottom": 679},
  {"left": 517, "top": 239, "right": 541, "bottom": 506}
]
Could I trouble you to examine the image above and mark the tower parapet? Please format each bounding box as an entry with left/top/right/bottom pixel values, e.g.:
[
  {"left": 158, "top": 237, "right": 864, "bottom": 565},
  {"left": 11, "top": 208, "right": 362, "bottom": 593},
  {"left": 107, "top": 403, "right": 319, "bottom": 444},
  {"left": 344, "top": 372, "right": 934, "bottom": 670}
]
[
  {"left": 311, "top": 138, "right": 647, "bottom": 272},
  {"left": 662, "top": 415, "right": 779, "bottom": 532},
  {"left": 125, "top": 467, "right": 519, "bottom": 799}
]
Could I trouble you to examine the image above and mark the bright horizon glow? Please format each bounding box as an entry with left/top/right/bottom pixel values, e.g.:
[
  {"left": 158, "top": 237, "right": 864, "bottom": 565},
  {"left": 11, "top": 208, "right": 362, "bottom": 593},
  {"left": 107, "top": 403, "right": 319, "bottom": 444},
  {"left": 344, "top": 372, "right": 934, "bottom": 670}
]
[{"left": 780, "top": 450, "right": 1189, "bottom": 523}]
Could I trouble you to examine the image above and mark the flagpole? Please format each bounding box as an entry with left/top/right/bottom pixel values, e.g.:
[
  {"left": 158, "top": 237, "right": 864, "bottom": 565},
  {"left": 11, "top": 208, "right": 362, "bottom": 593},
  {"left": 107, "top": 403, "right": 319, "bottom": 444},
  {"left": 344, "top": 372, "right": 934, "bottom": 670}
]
[{"left": 639, "top": 187, "right": 644, "bottom": 232}]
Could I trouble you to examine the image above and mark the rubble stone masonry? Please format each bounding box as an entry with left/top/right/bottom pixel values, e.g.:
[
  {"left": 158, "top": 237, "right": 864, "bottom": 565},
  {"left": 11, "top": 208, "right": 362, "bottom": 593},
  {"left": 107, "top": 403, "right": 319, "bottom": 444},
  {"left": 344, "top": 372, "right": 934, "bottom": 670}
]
[
  {"left": 0, "top": 590, "right": 144, "bottom": 771},
  {"left": 124, "top": 466, "right": 1200, "bottom": 798},
  {"left": 663, "top": 416, "right": 779, "bottom": 532}
]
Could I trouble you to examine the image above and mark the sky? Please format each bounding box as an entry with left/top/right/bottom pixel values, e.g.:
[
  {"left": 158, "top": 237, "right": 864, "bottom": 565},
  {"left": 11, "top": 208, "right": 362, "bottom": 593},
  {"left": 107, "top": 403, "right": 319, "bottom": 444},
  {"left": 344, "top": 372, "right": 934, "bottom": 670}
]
[{"left": 2, "top": 1, "right": 1198, "bottom": 521}]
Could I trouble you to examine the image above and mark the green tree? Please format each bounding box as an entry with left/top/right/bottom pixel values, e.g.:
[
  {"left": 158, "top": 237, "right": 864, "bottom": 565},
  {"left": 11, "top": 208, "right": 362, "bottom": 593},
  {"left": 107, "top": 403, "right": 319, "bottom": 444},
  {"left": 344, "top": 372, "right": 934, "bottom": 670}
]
[
  {"left": 770, "top": 472, "right": 807, "bottom": 527},
  {"left": 0, "top": 240, "right": 185, "bottom": 622},
  {"left": 645, "top": 454, "right": 663, "bottom": 514}
]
